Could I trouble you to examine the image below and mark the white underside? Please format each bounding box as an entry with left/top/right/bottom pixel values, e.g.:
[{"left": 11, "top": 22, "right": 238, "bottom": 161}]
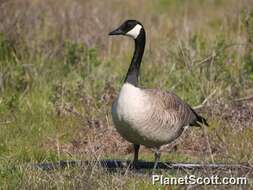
[
  {"left": 112, "top": 83, "right": 175, "bottom": 147},
  {"left": 112, "top": 83, "right": 187, "bottom": 147},
  {"left": 112, "top": 83, "right": 149, "bottom": 143},
  {"left": 112, "top": 83, "right": 148, "bottom": 124}
]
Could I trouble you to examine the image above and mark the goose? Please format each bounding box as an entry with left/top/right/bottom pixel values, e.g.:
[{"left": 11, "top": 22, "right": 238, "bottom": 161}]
[{"left": 109, "top": 20, "right": 208, "bottom": 169}]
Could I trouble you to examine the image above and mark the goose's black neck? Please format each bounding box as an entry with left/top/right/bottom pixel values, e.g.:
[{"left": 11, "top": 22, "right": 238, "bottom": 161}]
[{"left": 124, "top": 29, "right": 145, "bottom": 87}]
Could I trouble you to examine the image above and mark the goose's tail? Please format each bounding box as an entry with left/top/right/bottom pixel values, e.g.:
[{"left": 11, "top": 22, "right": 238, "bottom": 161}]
[{"left": 190, "top": 108, "right": 209, "bottom": 127}]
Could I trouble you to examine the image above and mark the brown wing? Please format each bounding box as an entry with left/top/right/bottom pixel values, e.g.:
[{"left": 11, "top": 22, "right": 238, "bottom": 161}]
[{"left": 144, "top": 88, "right": 205, "bottom": 127}]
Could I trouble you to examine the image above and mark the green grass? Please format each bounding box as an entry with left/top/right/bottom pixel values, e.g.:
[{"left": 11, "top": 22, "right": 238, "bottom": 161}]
[{"left": 0, "top": 0, "right": 253, "bottom": 189}]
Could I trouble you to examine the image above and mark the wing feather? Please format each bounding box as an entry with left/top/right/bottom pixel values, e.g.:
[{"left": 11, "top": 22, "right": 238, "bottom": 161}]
[{"left": 143, "top": 88, "right": 207, "bottom": 128}]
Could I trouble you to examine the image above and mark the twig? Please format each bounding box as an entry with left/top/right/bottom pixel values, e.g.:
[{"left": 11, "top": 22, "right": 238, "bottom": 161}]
[
  {"left": 233, "top": 95, "right": 253, "bottom": 102},
  {"left": 193, "top": 89, "right": 217, "bottom": 110},
  {"left": 195, "top": 53, "right": 214, "bottom": 67}
]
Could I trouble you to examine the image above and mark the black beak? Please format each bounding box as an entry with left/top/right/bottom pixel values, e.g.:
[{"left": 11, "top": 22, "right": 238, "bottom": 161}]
[{"left": 108, "top": 28, "right": 124, "bottom": 36}]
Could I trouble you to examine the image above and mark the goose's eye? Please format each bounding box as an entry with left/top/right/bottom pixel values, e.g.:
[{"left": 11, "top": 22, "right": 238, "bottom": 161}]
[{"left": 126, "top": 22, "right": 133, "bottom": 29}]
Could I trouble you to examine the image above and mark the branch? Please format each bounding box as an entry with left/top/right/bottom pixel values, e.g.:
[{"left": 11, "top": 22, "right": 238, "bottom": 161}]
[
  {"left": 233, "top": 95, "right": 253, "bottom": 102},
  {"left": 193, "top": 89, "right": 217, "bottom": 110}
]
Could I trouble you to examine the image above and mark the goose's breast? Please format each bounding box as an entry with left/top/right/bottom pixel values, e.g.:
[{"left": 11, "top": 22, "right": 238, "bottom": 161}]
[
  {"left": 112, "top": 83, "right": 149, "bottom": 126},
  {"left": 112, "top": 84, "right": 154, "bottom": 143}
]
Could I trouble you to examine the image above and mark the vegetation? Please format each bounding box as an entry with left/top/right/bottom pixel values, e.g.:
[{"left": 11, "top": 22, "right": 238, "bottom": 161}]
[{"left": 0, "top": 0, "right": 253, "bottom": 189}]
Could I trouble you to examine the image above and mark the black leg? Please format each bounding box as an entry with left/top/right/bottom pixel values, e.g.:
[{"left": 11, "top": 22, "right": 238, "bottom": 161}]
[
  {"left": 133, "top": 144, "right": 140, "bottom": 163},
  {"left": 125, "top": 144, "right": 140, "bottom": 174}
]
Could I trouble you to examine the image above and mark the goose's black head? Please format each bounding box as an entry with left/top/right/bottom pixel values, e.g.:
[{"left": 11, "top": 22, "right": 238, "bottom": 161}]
[{"left": 109, "top": 20, "right": 144, "bottom": 40}]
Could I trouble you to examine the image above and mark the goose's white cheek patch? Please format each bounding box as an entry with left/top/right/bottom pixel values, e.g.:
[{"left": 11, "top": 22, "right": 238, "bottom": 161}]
[{"left": 126, "top": 24, "right": 142, "bottom": 39}]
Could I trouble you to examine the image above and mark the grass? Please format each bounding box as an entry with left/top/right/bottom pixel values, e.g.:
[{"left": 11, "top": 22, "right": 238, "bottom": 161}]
[{"left": 0, "top": 0, "right": 253, "bottom": 189}]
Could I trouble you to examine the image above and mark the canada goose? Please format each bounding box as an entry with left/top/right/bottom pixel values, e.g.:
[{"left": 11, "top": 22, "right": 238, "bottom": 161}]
[{"left": 109, "top": 20, "right": 208, "bottom": 169}]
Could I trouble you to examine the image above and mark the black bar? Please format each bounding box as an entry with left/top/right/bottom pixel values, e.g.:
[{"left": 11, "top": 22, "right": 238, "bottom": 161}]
[{"left": 31, "top": 160, "right": 253, "bottom": 172}]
